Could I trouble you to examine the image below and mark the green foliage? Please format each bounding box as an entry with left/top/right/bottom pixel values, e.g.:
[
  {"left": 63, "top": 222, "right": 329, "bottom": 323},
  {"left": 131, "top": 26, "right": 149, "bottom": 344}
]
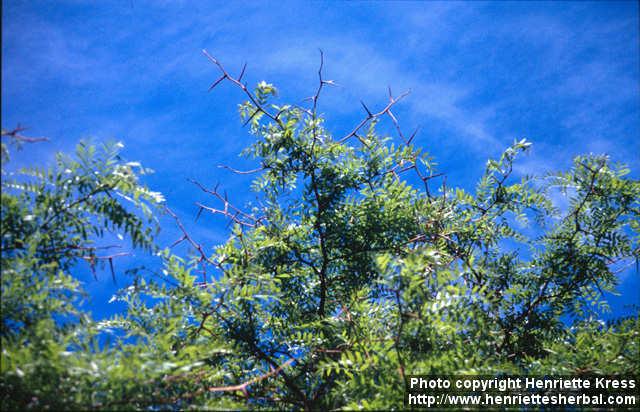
[
  {"left": 1, "top": 72, "right": 639, "bottom": 410},
  {"left": 1, "top": 139, "right": 162, "bottom": 409}
]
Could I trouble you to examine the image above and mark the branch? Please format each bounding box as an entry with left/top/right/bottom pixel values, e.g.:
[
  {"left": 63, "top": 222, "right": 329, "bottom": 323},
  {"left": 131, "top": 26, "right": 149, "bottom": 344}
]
[
  {"left": 218, "top": 164, "right": 264, "bottom": 175},
  {"left": 207, "top": 358, "right": 295, "bottom": 396},
  {"left": 39, "top": 183, "right": 113, "bottom": 232},
  {"left": 202, "top": 50, "right": 285, "bottom": 130},
  {"left": 338, "top": 90, "right": 410, "bottom": 143},
  {"left": 83, "top": 252, "right": 130, "bottom": 282},
  {"left": 188, "top": 179, "right": 261, "bottom": 227},
  {"left": 1, "top": 125, "right": 49, "bottom": 143},
  {"left": 165, "top": 206, "right": 216, "bottom": 267}
]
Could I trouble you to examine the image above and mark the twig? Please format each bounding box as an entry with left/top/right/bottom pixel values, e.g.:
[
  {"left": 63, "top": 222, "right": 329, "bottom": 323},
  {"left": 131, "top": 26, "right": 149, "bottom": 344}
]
[
  {"left": 188, "top": 179, "right": 260, "bottom": 227},
  {"left": 207, "top": 358, "right": 295, "bottom": 396},
  {"left": 217, "top": 165, "right": 264, "bottom": 175},
  {"left": 1, "top": 125, "right": 49, "bottom": 143},
  {"left": 338, "top": 90, "right": 410, "bottom": 143},
  {"left": 165, "top": 206, "right": 215, "bottom": 267},
  {"left": 202, "top": 50, "right": 285, "bottom": 130}
]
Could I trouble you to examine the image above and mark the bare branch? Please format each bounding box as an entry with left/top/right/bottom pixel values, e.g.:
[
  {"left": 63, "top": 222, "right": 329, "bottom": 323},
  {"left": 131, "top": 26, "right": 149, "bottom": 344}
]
[
  {"left": 360, "top": 101, "right": 373, "bottom": 118},
  {"left": 208, "top": 75, "right": 227, "bottom": 92},
  {"left": 1, "top": 125, "right": 49, "bottom": 143},
  {"left": 207, "top": 358, "right": 295, "bottom": 395},
  {"left": 312, "top": 49, "right": 325, "bottom": 116},
  {"left": 165, "top": 206, "right": 215, "bottom": 266},
  {"left": 217, "top": 164, "right": 264, "bottom": 174},
  {"left": 338, "top": 90, "right": 410, "bottom": 143},
  {"left": 202, "top": 50, "right": 285, "bottom": 130},
  {"left": 195, "top": 202, "right": 255, "bottom": 228},
  {"left": 407, "top": 126, "right": 420, "bottom": 145},
  {"left": 188, "top": 179, "right": 261, "bottom": 227},
  {"left": 309, "top": 49, "right": 336, "bottom": 148}
]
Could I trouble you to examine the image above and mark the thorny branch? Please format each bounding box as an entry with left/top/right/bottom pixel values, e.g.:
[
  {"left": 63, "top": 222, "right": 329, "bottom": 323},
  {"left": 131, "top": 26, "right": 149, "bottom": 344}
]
[
  {"left": 1, "top": 125, "right": 49, "bottom": 143},
  {"left": 207, "top": 358, "right": 295, "bottom": 397},
  {"left": 188, "top": 179, "right": 262, "bottom": 228},
  {"left": 202, "top": 49, "right": 286, "bottom": 130},
  {"left": 84, "top": 252, "right": 131, "bottom": 284},
  {"left": 165, "top": 206, "right": 216, "bottom": 283},
  {"left": 199, "top": 50, "right": 454, "bottom": 406},
  {"left": 338, "top": 89, "right": 410, "bottom": 143},
  {"left": 307, "top": 49, "right": 337, "bottom": 146},
  {"left": 337, "top": 83, "right": 447, "bottom": 197},
  {"left": 309, "top": 49, "right": 337, "bottom": 117}
]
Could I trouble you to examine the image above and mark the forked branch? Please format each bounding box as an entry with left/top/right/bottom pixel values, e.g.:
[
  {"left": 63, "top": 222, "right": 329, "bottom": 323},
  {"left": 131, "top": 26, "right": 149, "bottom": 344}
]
[
  {"left": 338, "top": 89, "right": 410, "bottom": 143},
  {"left": 207, "top": 358, "right": 295, "bottom": 397},
  {"left": 202, "top": 50, "right": 285, "bottom": 130},
  {"left": 1, "top": 125, "right": 49, "bottom": 143},
  {"left": 165, "top": 206, "right": 215, "bottom": 266},
  {"left": 188, "top": 179, "right": 261, "bottom": 228}
]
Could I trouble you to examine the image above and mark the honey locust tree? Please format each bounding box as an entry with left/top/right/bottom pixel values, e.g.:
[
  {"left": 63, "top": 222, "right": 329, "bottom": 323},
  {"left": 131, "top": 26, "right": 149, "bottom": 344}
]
[
  {"left": 105, "top": 54, "right": 639, "bottom": 410},
  {"left": 1, "top": 53, "right": 639, "bottom": 410}
]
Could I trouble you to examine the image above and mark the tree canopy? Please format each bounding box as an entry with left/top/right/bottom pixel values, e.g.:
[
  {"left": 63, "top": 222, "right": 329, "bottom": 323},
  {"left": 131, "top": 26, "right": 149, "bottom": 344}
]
[{"left": 1, "top": 55, "right": 639, "bottom": 410}]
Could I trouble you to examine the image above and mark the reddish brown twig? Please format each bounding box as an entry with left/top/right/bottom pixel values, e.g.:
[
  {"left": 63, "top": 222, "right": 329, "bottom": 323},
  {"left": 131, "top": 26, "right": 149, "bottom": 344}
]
[
  {"left": 189, "top": 179, "right": 261, "bottom": 228},
  {"left": 202, "top": 50, "right": 285, "bottom": 130},
  {"left": 1, "top": 125, "right": 49, "bottom": 143},
  {"left": 83, "top": 252, "right": 130, "bottom": 283},
  {"left": 207, "top": 358, "right": 295, "bottom": 397},
  {"left": 217, "top": 165, "right": 264, "bottom": 175},
  {"left": 338, "top": 90, "right": 410, "bottom": 143},
  {"left": 165, "top": 206, "right": 215, "bottom": 267},
  {"left": 309, "top": 49, "right": 337, "bottom": 118}
]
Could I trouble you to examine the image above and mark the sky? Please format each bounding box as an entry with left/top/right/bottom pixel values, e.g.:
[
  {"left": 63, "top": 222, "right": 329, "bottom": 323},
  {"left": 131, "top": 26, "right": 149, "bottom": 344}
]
[{"left": 2, "top": 0, "right": 639, "bottom": 320}]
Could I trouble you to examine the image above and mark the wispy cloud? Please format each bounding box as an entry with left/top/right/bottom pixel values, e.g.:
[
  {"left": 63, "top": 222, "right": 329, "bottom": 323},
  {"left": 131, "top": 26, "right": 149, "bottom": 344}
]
[{"left": 3, "top": 0, "right": 638, "bottom": 316}]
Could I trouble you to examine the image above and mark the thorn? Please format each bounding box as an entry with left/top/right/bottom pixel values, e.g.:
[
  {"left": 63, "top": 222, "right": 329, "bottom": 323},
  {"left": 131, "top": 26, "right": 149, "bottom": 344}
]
[
  {"left": 360, "top": 101, "right": 372, "bottom": 118},
  {"left": 170, "top": 235, "right": 187, "bottom": 248},
  {"left": 109, "top": 258, "right": 116, "bottom": 285},
  {"left": 208, "top": 75, "right": 226, "bottom": 92},
  {"left": 195, "top": 206, "right": 204, "bottom": 222},
  {"left": 388, "top": 86, "right": 393, "bottom": 100},
  {"left": 90, "top": 258, "right": 97, "bottom": 281},
  {"left": 242, "top": 108, "right": 261, "bottom": 126},
  {"left": 408, "top": 127, "right": 420, "bottom": 145},
  {"left": 238, "top": 62, "right": 247, "bottom": 82},
  {"left": 318, "top": 49, "right": 324, "bottom": 73},
  {"left": 355, "top": 134, "right": 370, "bottom": 148}
]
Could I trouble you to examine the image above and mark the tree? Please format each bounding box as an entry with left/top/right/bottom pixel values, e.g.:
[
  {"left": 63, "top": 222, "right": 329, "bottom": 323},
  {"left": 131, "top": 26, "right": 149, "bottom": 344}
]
[
  {"left": 1, "top": 129, "right": 162, "bottom": 408},
  {"left": 1, "top": 54, "right": 638, "bottom": 410}
]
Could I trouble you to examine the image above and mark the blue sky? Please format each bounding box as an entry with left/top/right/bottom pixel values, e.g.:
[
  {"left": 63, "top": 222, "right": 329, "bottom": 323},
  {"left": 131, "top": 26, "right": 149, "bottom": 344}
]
[{"left": 2, "top": 1, "right": 639, "bottom": 319}]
